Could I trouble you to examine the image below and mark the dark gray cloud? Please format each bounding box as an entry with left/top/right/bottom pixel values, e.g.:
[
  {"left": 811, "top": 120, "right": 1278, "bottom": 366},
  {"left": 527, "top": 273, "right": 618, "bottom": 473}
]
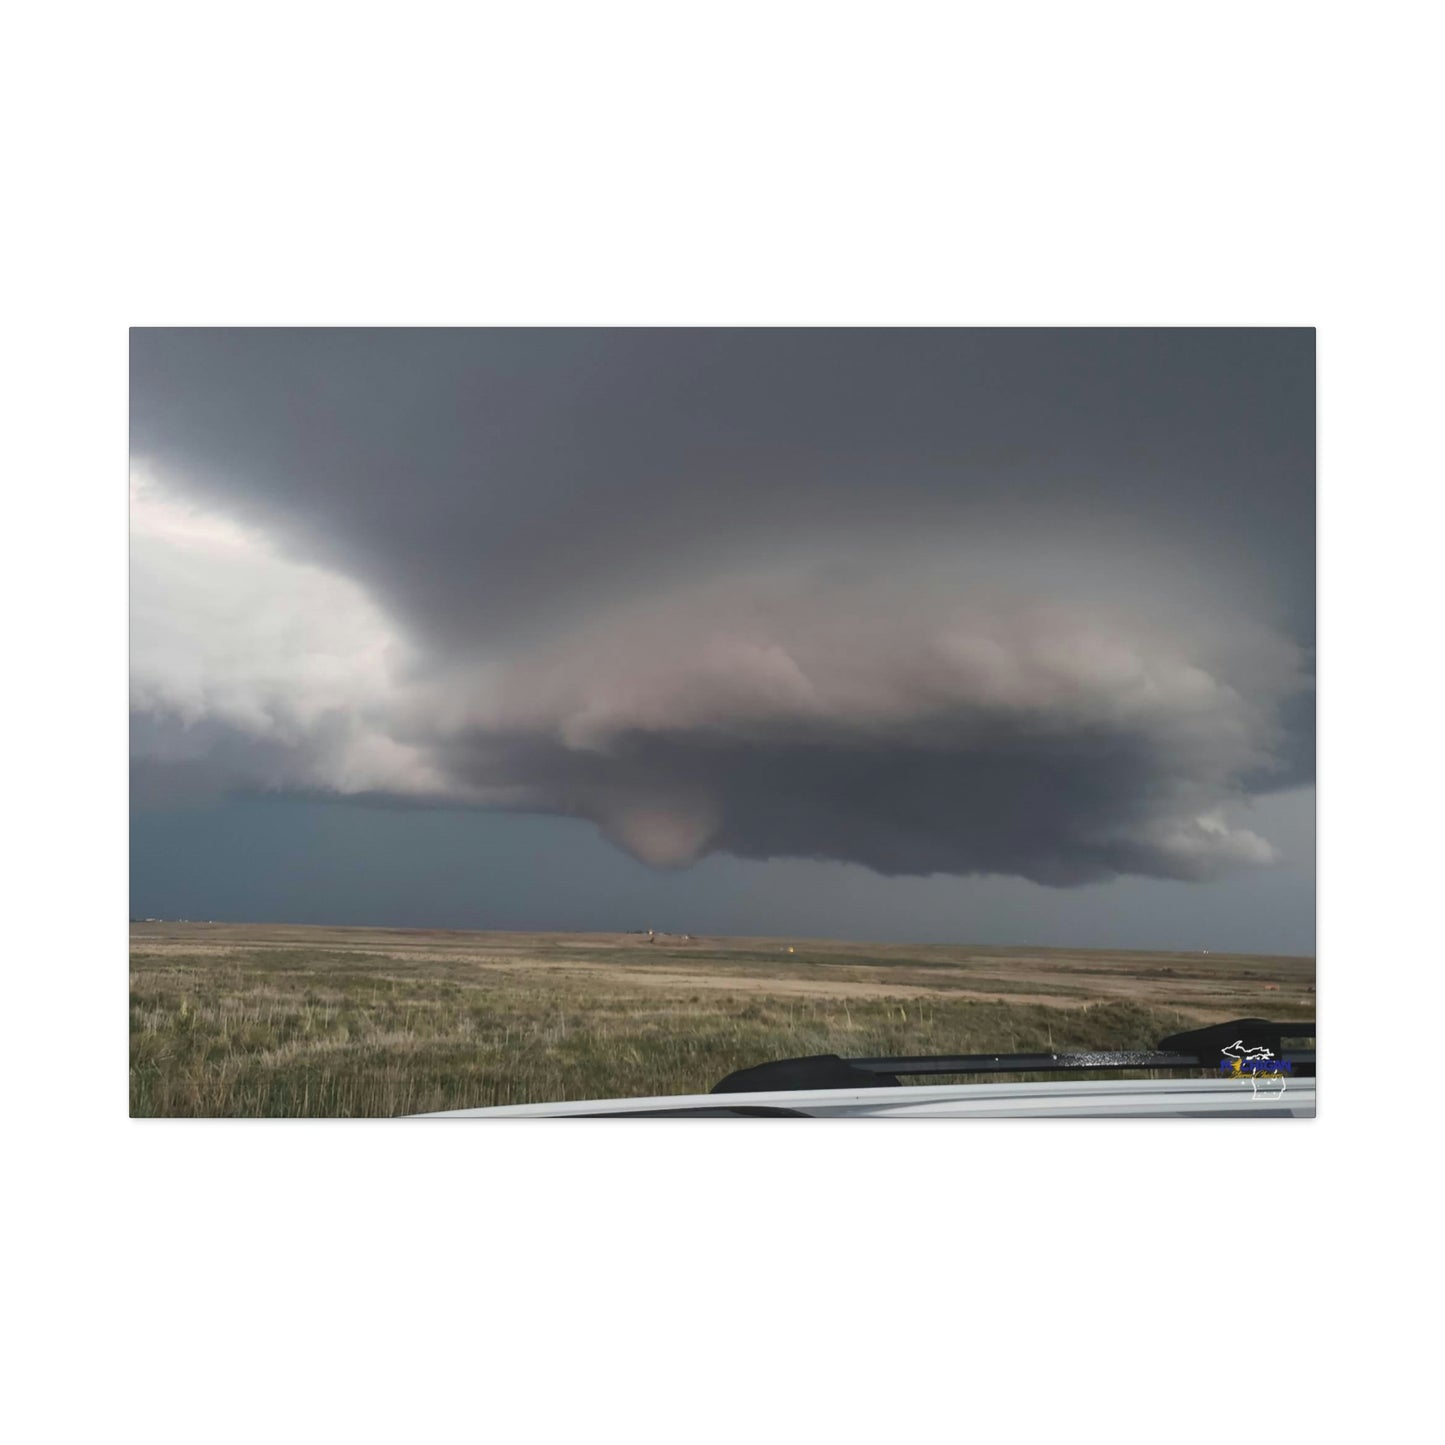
[{"left": 130, "top": 328, "right": 1314, "bottom": 886}]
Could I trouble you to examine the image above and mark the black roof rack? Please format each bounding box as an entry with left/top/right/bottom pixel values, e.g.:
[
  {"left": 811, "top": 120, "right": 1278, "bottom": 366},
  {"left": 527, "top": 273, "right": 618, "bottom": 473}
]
[{"left": 711, "top": 1017, "right": 1315, "bottom": 1094}]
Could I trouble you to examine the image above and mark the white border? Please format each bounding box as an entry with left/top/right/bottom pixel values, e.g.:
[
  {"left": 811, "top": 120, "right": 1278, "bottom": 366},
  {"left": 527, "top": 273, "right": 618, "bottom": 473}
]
[{"left": 7, "top": 3, "right": 1440, "bottom": 1441}]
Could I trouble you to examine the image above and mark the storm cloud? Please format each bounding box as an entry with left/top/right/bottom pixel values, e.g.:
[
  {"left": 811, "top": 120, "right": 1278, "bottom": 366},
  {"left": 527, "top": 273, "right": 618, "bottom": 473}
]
[{"left": 130, "top": 329, "right": 1314, "bottom": 886}]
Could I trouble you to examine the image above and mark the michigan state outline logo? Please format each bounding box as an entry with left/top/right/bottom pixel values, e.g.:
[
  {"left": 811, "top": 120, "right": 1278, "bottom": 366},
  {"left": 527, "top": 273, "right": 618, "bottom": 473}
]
[{"left": 1220, "top": 1040, "right": 1293, "bottom": 1100}]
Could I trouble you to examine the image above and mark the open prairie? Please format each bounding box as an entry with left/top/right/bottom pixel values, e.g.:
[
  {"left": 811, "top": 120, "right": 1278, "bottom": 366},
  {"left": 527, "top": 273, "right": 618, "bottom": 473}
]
[{"left": 130, "top": 922, "right": 1314, "bottom": 1116}]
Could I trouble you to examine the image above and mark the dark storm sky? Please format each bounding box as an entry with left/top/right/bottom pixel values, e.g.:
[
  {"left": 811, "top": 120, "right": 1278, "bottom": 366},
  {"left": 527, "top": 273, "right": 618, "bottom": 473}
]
[{"left": 130, "top": 329, "right": 1314, "bottom": 950}]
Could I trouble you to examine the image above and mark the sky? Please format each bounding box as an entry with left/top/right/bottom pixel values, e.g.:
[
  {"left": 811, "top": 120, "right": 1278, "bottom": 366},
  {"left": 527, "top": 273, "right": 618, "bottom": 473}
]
[{"left": 130, "top": 329, "right": 1315, "bottom": 953}]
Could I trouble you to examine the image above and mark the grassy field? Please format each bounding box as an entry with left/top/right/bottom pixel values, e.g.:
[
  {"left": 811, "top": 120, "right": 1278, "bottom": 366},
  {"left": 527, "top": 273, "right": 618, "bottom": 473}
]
[
  {"left": 130, "top": 924, "right": 1317, "bottom": 1115},
  {"left": 129, "top": 922, "right": 1315, "bottom": 1116}
]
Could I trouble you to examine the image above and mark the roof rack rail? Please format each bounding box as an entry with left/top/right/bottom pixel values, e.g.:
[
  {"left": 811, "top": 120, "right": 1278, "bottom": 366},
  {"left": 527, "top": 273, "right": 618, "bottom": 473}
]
[{"left": 710, "top": 1017, "right": 1315, "bottom": 1094}]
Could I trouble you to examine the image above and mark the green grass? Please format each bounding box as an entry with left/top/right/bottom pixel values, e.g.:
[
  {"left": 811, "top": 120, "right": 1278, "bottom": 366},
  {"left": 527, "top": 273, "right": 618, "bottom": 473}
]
[{"left": 129, "top": 931, "right": 1312, "bottom": 1116}]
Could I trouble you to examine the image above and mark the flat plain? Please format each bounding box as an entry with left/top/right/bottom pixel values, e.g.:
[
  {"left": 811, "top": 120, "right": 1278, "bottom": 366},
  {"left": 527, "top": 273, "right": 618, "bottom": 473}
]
[{"left": 129, "top": 921, "right": 1315, "bottom": 1116}]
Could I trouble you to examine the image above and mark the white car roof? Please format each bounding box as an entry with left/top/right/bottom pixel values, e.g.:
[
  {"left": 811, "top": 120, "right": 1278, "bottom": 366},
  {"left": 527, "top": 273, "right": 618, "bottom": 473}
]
[{"left": 417, "top": 1074, "right": 1315, "bottom": 1119}]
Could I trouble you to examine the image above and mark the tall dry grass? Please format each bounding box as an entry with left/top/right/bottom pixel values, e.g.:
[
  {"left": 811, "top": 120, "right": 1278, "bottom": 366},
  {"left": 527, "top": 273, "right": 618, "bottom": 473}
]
[{"left": 129, "top": 937, "right": 1310, "bottom": 1116}]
